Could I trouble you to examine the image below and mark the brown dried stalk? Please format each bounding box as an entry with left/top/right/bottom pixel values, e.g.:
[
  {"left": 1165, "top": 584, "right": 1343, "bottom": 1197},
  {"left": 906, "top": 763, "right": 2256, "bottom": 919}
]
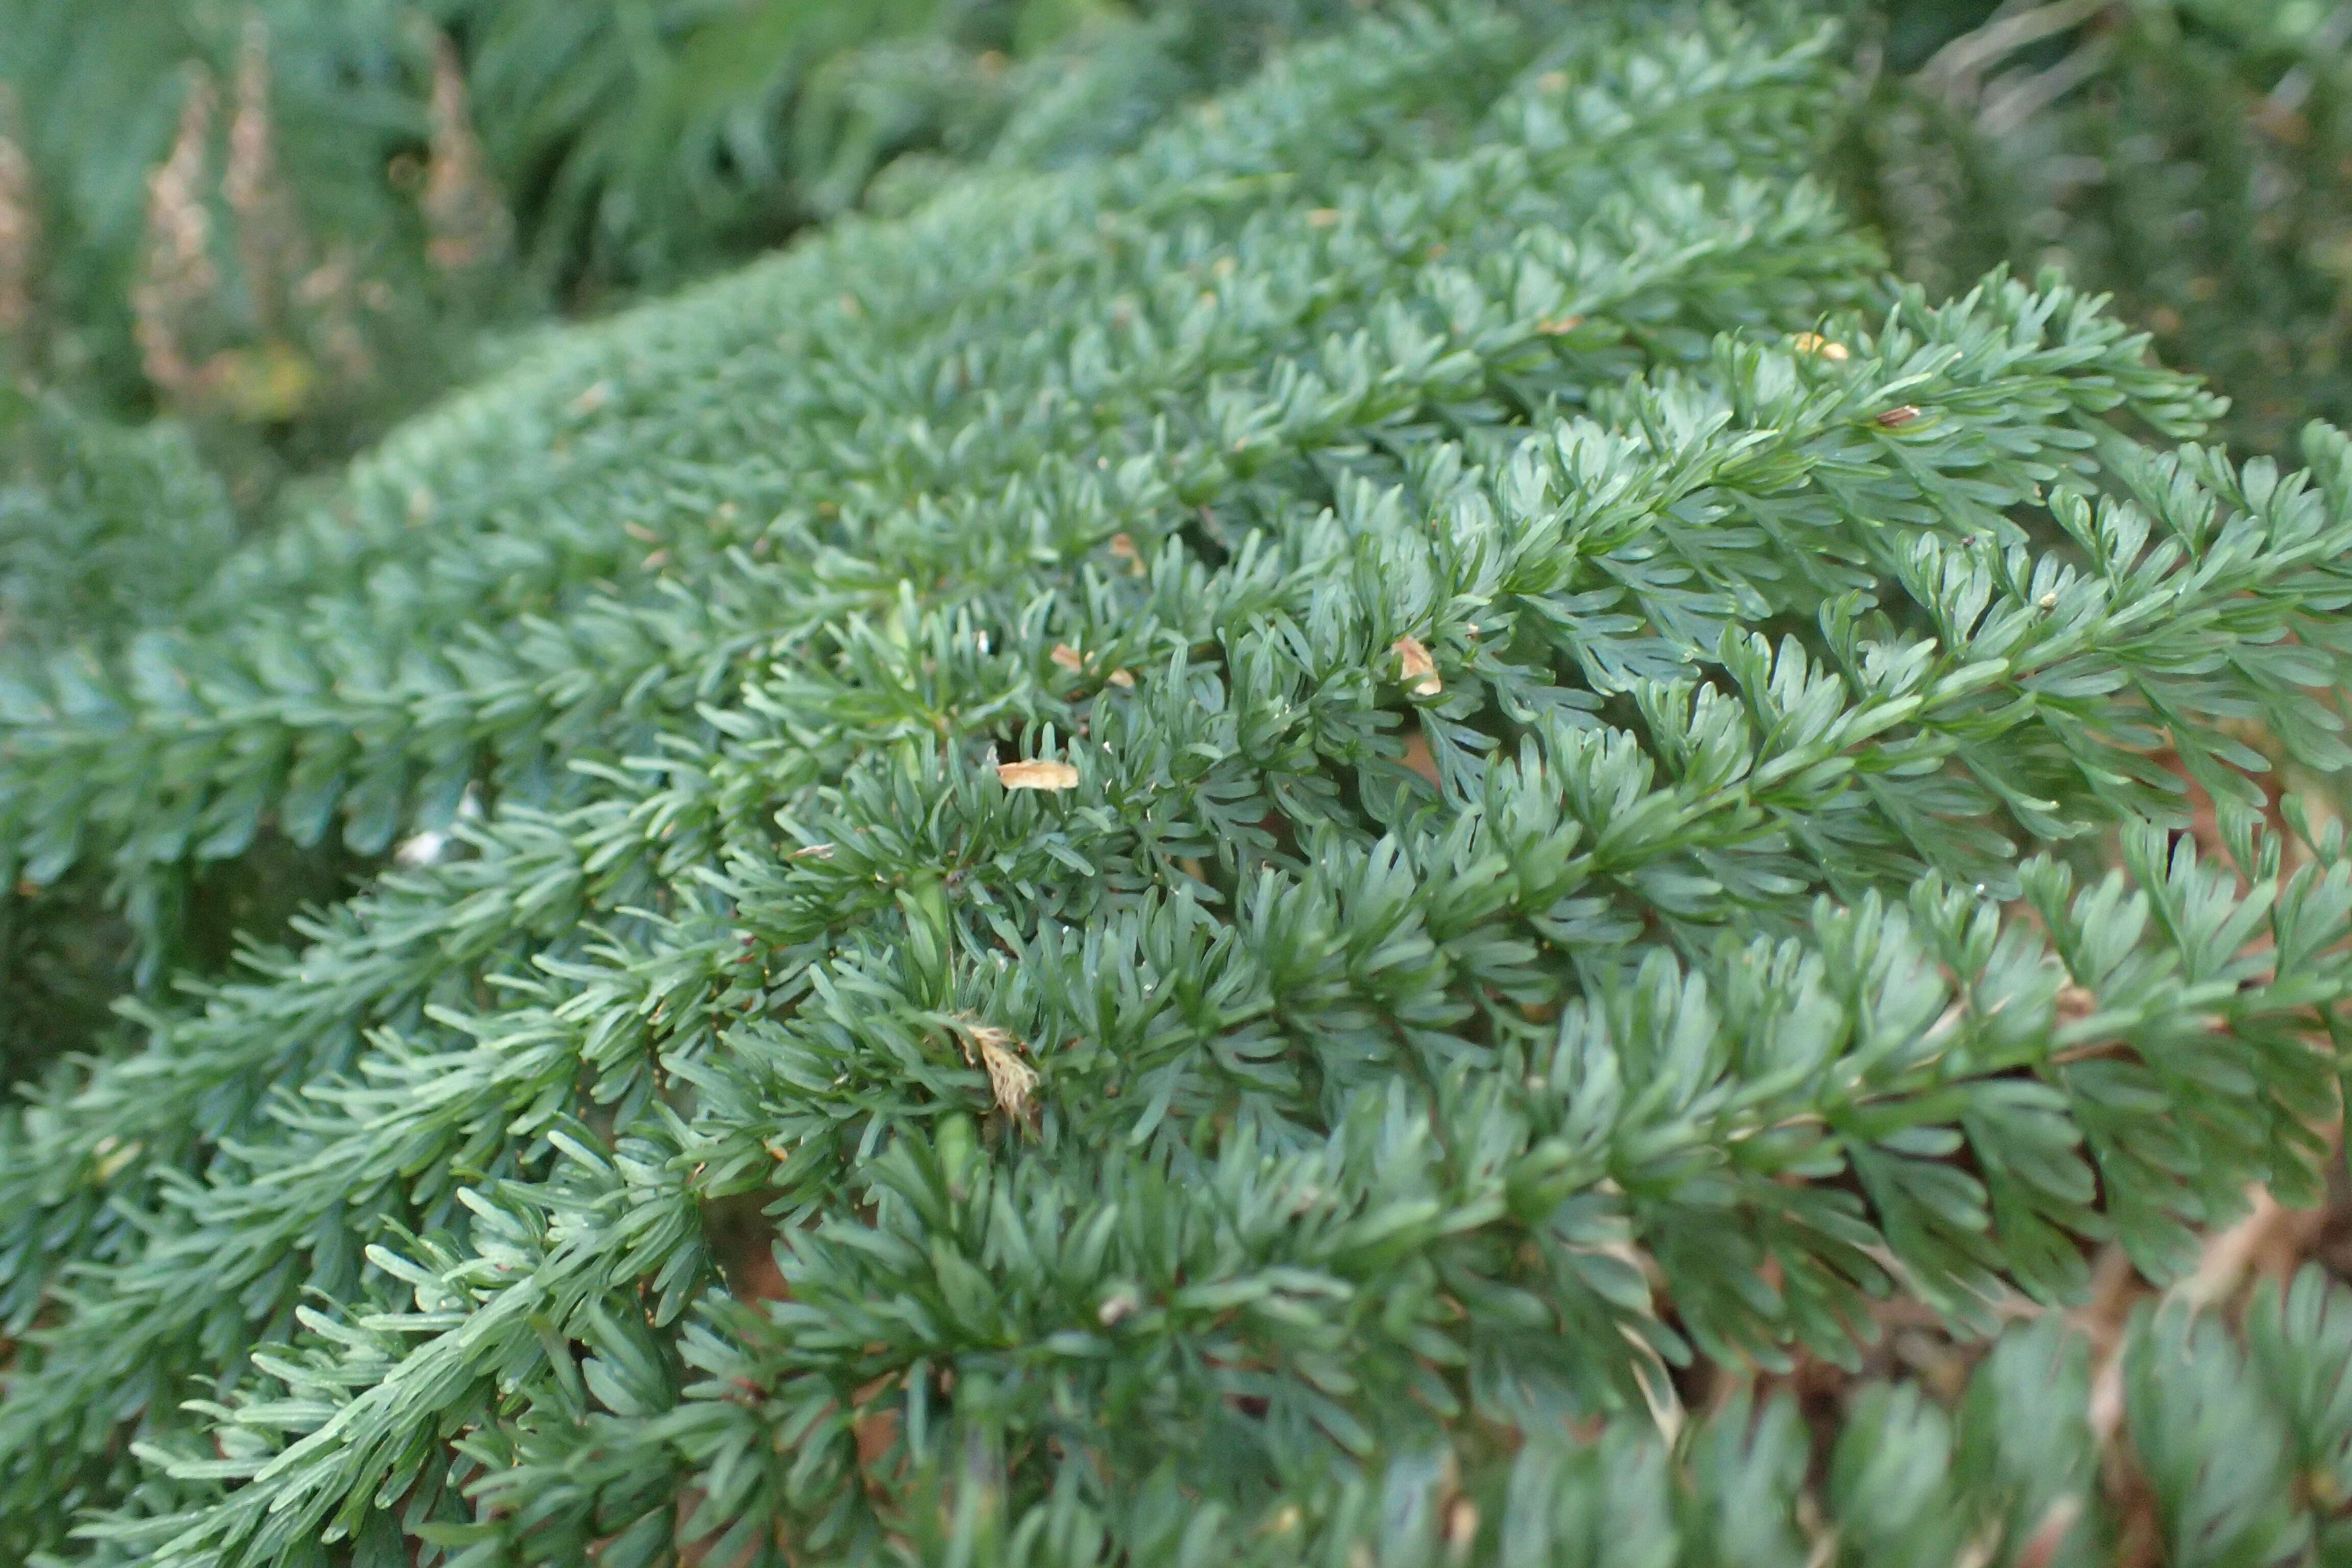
[
  {"left": 421, "top": 30, "right": 511, "bottom": 274},
  {"left": 0, "top": 85, "right": 36, "bottom": 351},
  {"left": 225, "top": 12, "right": 308, "bottom": 337},
  {"left": 295, "top": 246, "right": 375, "bottom": 385},
  {"left": 134, "top": 69, "right": 219, "bottom": 397}
]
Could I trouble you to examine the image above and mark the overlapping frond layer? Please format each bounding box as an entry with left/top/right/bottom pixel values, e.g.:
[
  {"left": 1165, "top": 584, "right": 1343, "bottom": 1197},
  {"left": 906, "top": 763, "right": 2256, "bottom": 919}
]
[{"left": 8, "top": 4, "right": 2352, "bottom": 1565}]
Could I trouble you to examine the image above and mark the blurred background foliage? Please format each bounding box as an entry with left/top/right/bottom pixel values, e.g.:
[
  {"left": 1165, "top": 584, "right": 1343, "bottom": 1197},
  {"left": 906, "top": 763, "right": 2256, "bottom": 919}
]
[
  {"left": 1852, "top": 0, "right": 2352, "bottom": 457},
  {"left": 0, "top": 0, "right": 1367, "bottom": 481},
  {"left": 0, "top": 0, "right": 2348, "bottom": 1079},
  {"left": 0, "top": 0, "right": 1373, "bottom": 1074},
  {"left": 4, "top": 0, "right": 2346, "bottom": 470}
]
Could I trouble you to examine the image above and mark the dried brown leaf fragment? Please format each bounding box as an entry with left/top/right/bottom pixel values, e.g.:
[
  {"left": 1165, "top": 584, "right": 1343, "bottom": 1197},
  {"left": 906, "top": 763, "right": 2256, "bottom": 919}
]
[
  {"left": 1393, "top": 635, "right": 1441, "bottom": 696},
  {"left": 959, "top": 1022, "right": 1039, "bottom": 1123},
  {"left": 997, "top": 758, "right": 1079, "bottom": 791}
]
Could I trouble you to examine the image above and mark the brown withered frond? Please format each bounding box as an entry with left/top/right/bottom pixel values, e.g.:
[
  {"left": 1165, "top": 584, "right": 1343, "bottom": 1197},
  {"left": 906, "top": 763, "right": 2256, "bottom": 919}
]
[
  {"left": 224, "top": 12, "right": 309, "bottom": 337},
  {"left": 0, "top": 86, "right": 36, "bottom": 351},
  {"left": 421, "top": 30, "right": 512, "bottom": 275},
  {"left": 133, "top": 69, "right": 219, "bottom": 397},
  {"left": 955, "top": 1021, "right": 1040, "bottom": 1125}
]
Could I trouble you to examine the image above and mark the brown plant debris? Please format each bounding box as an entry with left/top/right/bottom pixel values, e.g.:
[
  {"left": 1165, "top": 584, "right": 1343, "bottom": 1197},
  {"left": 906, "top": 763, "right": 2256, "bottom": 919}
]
[
  {"left": 1393, "top": 634, "right": 1441, "bottom": 696},
  {"left": 997, "top": 758, "right": 1079, "bottom": 791},
  {"left": 226, "top": 14, "right": 307, "bottom": 336},
  {"left": 134, "top": 69, "right": 219, "bottom": 397},
  {"left": 421, "top": 28, "right": 512, "bottom": 273},
  {"left": 957, "top": 1022, "right": 1039, "bottom": 1123},
  {"left": 1401, "top": 732, "right": 1441, "bottom": 785},
  {"left": 0, "top": 87, "right": 36, "bottom": 347}
]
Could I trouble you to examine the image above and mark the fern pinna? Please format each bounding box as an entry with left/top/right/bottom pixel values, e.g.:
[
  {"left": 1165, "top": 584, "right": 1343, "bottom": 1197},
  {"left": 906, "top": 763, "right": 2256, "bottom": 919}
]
[{"left": 8, "top": 5, "right": 2352, "bottom": 1565}]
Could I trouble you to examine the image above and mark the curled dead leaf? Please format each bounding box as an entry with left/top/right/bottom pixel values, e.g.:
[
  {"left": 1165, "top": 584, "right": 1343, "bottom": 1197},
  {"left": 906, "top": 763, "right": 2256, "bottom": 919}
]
[
  {"left": 1050, "top": 643, "right": 1084, "bottom": 672},
  {"left": 997, "top": 758, "right": 1079, "bottom": 791},
  {"left": 960, "top": 1022, "right": 1039, "bottom": 1123},
  {"left": 1106, "top": 668, "right": 1134, "bottom": 688},
  {"left": 1393, "top": 635, "right": 1441, "bottom": 696}
]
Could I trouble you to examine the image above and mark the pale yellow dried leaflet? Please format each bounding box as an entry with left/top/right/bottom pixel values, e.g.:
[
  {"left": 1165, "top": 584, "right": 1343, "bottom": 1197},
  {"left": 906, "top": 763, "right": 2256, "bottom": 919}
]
[
  {"left": 961, "top": 1024, "right": 1039, "bottom": 1122},
  {"left": 997, "top": 758, "right": 1079, "bottom": 791},
  {"left": 1393, "top": 635, "right": 1441, "bottom": 696}
]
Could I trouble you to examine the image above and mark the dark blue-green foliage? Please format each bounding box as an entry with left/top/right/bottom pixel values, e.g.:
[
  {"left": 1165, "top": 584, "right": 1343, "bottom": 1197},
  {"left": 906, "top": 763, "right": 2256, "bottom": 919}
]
[{"left": 7, "top": 4, "right": 2352, "bottom": 1565}]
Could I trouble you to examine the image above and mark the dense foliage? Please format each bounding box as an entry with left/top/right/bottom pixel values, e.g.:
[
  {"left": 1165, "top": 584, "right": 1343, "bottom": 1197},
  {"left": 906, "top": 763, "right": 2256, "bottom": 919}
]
[
  {"left": 0, "top": 0, "right": 1370, "bottom": 1053},
  {"left": 11, "top": 2, "right": 2352, "bottom": 1565},
  {"left": 12, "top": 0, "right": 2352, "bottom": 466}
]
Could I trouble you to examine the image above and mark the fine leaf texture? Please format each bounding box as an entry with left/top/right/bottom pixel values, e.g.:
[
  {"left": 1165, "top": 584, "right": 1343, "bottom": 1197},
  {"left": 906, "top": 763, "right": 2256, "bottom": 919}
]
[{"left": 6, "top": 4, "right": 2352, "bottom": 1565}]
